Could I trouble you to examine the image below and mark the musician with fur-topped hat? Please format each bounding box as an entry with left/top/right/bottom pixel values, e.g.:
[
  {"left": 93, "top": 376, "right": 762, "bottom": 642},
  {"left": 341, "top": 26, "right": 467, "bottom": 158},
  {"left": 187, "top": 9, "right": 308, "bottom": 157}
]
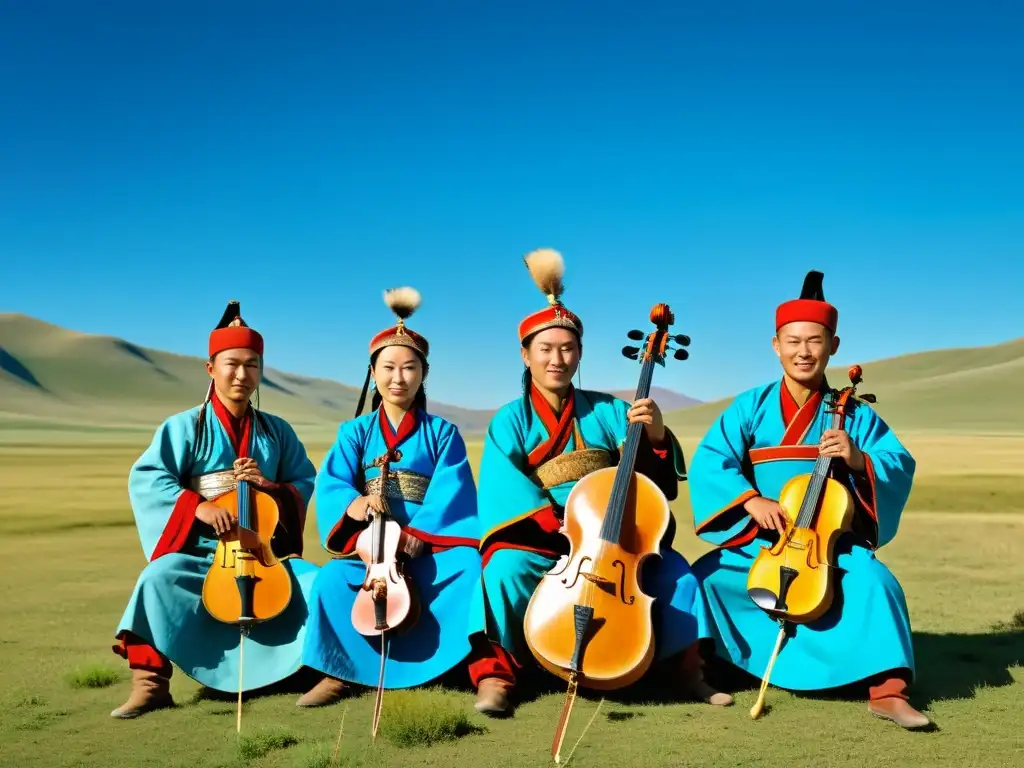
[
  {"left": 467, "top": 249, "right": 732, "bottom": 716},
  {"left": 687, "top": 271, "right": 930, "bottom": 729},
  {"left": 297, "top": 288, "right": 492, "bottom": 708},
  {"left": 110, "top": 301, "right": 326, "bottom": 718}
]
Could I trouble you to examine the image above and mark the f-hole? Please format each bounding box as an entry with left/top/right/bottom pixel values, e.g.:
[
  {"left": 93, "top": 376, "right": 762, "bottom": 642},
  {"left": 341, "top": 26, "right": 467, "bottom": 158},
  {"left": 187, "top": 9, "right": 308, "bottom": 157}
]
[
  {"left": 612, "top": 560, "right": 635, "bottom": 605},
  {"left": 562, "top": 556, "right": 593, "bottom": 588}
]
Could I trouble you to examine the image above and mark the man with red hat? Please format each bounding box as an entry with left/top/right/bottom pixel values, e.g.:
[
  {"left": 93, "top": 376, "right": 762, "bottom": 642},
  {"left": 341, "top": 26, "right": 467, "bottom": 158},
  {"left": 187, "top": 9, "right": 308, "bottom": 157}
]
[
  {"left": 467, "top": 249, "right": 731, "bottom": 716},
  {"left": 687, "top": 271, "right": 931, "bottom": 729},
  {"left": 109, "top": 301, "right": 327, "bottom": 718}
]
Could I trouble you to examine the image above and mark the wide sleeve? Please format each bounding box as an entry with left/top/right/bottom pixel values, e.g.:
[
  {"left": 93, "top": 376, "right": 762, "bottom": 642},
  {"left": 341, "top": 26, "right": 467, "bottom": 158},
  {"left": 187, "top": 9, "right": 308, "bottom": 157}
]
[
  {"left": 687, "top": 396, "right": 762, "bottom": 547},
  {"left": 844, "top": 402, "right": 916, "bottom": 549},
  {"left": 265, "top": 416, "right": 317, "bottom": 557},
  {"left": 314, "top": 420, "right": 369, "bottom": 555},
  {"left": 404, "top": 421, "right": 480, "bottom": 548},
  {"left": 477, "top": 406, "right": 563, "bottom": 561},
  {"left": 606, "top": 398, "right": 687, "bottom": 500},
  {"left": 127, "top": 413, "right": 202, "bottom": 561}
]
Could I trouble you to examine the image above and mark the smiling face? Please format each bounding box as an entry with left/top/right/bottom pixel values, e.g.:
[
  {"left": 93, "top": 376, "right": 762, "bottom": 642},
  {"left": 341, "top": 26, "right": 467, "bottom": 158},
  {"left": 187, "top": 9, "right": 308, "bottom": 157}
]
[
  {"left": 772, "top": 321, "right": 840, "bottom": 387},
  {"left": 206, "top": 348, "right": 262, "bottom": 404},
  {"left": 372, "top": 344, "right": 424, "bottom": 410},
  {"left": 521, "top": 327, "right": 581, "bottom": 395}
]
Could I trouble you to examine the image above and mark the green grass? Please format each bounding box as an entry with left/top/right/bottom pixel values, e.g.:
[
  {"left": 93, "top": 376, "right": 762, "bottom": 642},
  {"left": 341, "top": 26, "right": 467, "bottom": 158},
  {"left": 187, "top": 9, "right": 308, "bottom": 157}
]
[
  {"left": 3, "top": 320, "right": 1023, "bottom": 766},
  {"left": 64, "top": 662, "right": 125, "bottom": 690},
  {"left": 237, "top": 727, "right": 300, "bottom": 760},
  {"left": 377, "top": 688, "right": 481, "bottom": 747},
  {"left": 0, "top": 432, "right": 1022, "bottom": 768}
]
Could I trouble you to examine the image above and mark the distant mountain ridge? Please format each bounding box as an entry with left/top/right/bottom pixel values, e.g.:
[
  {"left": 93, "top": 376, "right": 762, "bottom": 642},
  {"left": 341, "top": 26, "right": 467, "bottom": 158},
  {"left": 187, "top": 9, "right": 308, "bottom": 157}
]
[
  {"left": 0, "top": 314, "right": 702, "bottom": 438},
  {"left": 607, "top": 386, "right": 702, "bottom": 410},
  {"left": 5, "top": 314, "right": 1019, "bottom": 440}
]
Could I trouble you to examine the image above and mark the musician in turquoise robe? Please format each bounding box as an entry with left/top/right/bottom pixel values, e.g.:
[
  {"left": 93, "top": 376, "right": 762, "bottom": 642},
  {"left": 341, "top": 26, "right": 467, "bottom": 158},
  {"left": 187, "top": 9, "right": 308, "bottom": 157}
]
[
  {"left": 469, "top": 248, "right": 732, "bottom": 716},
  {"left": 688, "top": 271, "right": 931, "bottom": 729},
  {"left": 111, "top": 302, "right": 325, "bottom": 718},
  {"left": 297, "top": 287, "right": 491, "bottom": 707}
]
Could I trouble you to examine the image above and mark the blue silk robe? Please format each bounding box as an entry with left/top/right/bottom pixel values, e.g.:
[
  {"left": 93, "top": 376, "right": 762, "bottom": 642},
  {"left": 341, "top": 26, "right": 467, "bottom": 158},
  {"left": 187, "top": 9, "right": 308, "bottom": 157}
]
[
  {"left": 302, "top": 407, "right": 483, "bottom": 689},
  {"left": 688, "top": 379, "right": 917, "bottom": 690},
  {"left": 470, "top": 386, "right": 709, "bottom": 670},
  {"left": 114, "top": 400, "right": 319, "bottom": 692}
]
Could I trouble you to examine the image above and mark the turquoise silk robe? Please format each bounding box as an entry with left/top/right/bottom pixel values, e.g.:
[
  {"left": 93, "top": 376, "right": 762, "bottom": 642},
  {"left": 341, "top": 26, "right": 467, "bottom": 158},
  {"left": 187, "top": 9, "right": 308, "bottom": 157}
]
[
  {"left": 114, "top": 398, "right": 319, "bottom": 692},
  {"left": 688, "top": 379, "right": 917, "bottom": 690},
  {"left": 470, "top": 385, "right": 709, "bottom": 670},
  {"left": 302, "top": 407, "right": 483, "bottom": 688}
]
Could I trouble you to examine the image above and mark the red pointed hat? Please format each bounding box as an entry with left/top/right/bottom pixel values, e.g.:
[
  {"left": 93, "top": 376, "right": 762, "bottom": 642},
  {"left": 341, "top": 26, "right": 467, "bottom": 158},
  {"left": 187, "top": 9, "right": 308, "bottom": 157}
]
[
  {"left": 369, "top": 287, "right": 429, "bottom": 358},
  {"left": 208, "top": 300, "right": 264, "bottom": 357},
  {"left": 775, "top": 270, "right": 838, "bottom": 333},
  {"left": 517, "top": 248, "right": 584, "bottom": 343}
]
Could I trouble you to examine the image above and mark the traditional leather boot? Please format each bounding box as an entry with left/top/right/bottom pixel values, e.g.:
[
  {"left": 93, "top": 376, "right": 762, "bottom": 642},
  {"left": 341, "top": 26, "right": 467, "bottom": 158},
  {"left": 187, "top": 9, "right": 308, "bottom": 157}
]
[
  {"left": 474, "top": 677, "right": 513, "bottom": 716},
  {"left": 866, "top": 672, "right": 931, "bottom": 729},
  {"left": 675, "top": 648, "right": 734, "bottom": 706},
  {"left": 868, "top": 698, "right": 932, "bottom": 729},
  {"left": 110, "top": 668, "right": 174, "bottom": 719},
  {"left": 680, "top": 665, "right": 734, "bottom": 706},
  {"left": 295, "top": 676, "right": 348, "bottom": 707}
]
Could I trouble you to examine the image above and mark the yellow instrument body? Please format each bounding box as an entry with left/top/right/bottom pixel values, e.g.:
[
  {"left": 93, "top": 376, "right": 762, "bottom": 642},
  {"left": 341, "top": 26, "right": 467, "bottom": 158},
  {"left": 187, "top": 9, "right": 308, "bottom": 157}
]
[
  {"left": 201, "top": 486, "right": 292, "bottom": 625},
  {"left": 746, "top": 473, "right": 855, "bottom": 624},
  {"left": 523, "top": 461, "right": 668, "bottom": 691}
]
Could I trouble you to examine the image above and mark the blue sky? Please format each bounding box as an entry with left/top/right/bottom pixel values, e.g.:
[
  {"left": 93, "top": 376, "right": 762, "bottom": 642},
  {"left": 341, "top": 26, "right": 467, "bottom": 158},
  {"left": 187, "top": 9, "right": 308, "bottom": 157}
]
[{"left": 2, "top": 2, "right": 1021, "bottom": 408}]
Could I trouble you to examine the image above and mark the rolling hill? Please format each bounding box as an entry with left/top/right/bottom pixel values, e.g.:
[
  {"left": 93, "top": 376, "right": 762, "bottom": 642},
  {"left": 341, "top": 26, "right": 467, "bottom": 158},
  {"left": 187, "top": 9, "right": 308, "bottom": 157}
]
[
  {"left": 663, "top": 336, "right": 1024, "bottom": 435},
  {"left": 0, "top": 315, "right": 701, "bottom": 440},
  {"left": 608, "top": 386, "right": 701, "bottom": 410},
  {"left": 3, "top": 314, "right": 1020, "bottom": 441}
]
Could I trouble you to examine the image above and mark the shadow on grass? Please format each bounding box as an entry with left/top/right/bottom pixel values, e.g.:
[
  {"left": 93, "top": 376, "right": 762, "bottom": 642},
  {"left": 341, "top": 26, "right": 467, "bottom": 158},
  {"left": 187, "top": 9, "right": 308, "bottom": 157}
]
[
  {"left": 911, "top": 629, "right": 1023, "bottom": 708},
  {"left": 486, "top": 623, "right": 1023, "bottom": 716},
  {"left": 189, "top": 666, "right": 326, "bottom": 705},
  {"left": 184, "top": 624, "right": 1022, "bottom": 728},
  {"left": 700, "top": 628, "right": 1023, "bottom": 714}
]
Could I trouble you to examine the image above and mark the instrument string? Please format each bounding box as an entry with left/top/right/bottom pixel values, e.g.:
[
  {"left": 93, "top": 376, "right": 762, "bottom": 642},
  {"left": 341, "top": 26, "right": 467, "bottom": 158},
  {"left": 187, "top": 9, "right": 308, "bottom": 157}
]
[
  {"left": 794, "top": 393, "right": 841, "bottom": 529},
  {"left": 558, "top": 697, "right": 605, "bottom": 766}
]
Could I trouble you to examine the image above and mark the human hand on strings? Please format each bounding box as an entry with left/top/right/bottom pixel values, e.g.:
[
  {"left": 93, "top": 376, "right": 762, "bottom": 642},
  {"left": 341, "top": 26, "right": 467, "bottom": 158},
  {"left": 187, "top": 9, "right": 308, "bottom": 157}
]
[
  {"left": 196, "top": 501, "right": 234, "bottom": 535},
  {"left": 627, "top": 397, "right": 666, "bottom": 445},
  {"left": 819, "top": 429, "right": 865, "bottom": 472},
  {"left": 233, "top": 458, "right": 277, "bottom": 490},
  {"left": 744, "top": 496, "right": 789, "bottom": 531},
  {"left": 347, "top": 494, "right": 387, "bottom": 521}
]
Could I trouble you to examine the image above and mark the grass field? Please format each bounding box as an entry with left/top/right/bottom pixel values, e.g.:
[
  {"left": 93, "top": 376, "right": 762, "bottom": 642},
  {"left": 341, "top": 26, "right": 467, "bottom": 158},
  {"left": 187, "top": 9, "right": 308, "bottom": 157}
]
[{"left": 1, "top": 426, "right": 1022, "bottom": 768}]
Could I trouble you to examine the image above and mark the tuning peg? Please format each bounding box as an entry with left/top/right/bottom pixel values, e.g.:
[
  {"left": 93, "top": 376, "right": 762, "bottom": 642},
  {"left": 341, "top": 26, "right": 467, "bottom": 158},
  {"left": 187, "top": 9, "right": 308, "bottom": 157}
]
[
  {"left": 626, "top": 330, "right": 645, "bottom": 340},
  {"left": 622, "top": 345, "right": 640, "bottom": 359},
  {"left": 672, "top": 334, "right": 691, "bottom": 346},
  {"left": 673, "top": 349, "right": 689, "bottom": 360},
  {"left": 858, "top": 393, "right": 877, "bottom": 403}
]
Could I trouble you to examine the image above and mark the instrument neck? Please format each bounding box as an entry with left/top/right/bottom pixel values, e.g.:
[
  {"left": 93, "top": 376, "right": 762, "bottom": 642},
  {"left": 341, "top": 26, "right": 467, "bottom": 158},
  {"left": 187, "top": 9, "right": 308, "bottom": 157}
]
[
  {"left": 793, "top": 392, "right": 841, "bottom": 529},
  {"left": 237, "top": 478, "right": 251, "bottom": 533},
  {"left": 370, "top": 461, "right": 390, "bottom": 565},
  {"left": 599, "top": 355, "right": 656, "bottom": 544}
]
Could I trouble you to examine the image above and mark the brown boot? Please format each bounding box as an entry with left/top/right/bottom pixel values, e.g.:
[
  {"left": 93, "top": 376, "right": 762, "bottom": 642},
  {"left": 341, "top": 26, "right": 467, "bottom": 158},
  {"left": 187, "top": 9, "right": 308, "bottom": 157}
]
[
  {"left": 474, "top": 677, "right": 513, "bottom": 717},
  {"left": 296, "top": 676, "right": 348, "bottom": 708},
  {"left": 868, "top": 698, "right": 932, "bottom": 729},
  {"left": 676, "top": 657, "right": 734, "bottom": 706},
  {"left": 110, "top": 668, "right": 173, "bottom": 719}
]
